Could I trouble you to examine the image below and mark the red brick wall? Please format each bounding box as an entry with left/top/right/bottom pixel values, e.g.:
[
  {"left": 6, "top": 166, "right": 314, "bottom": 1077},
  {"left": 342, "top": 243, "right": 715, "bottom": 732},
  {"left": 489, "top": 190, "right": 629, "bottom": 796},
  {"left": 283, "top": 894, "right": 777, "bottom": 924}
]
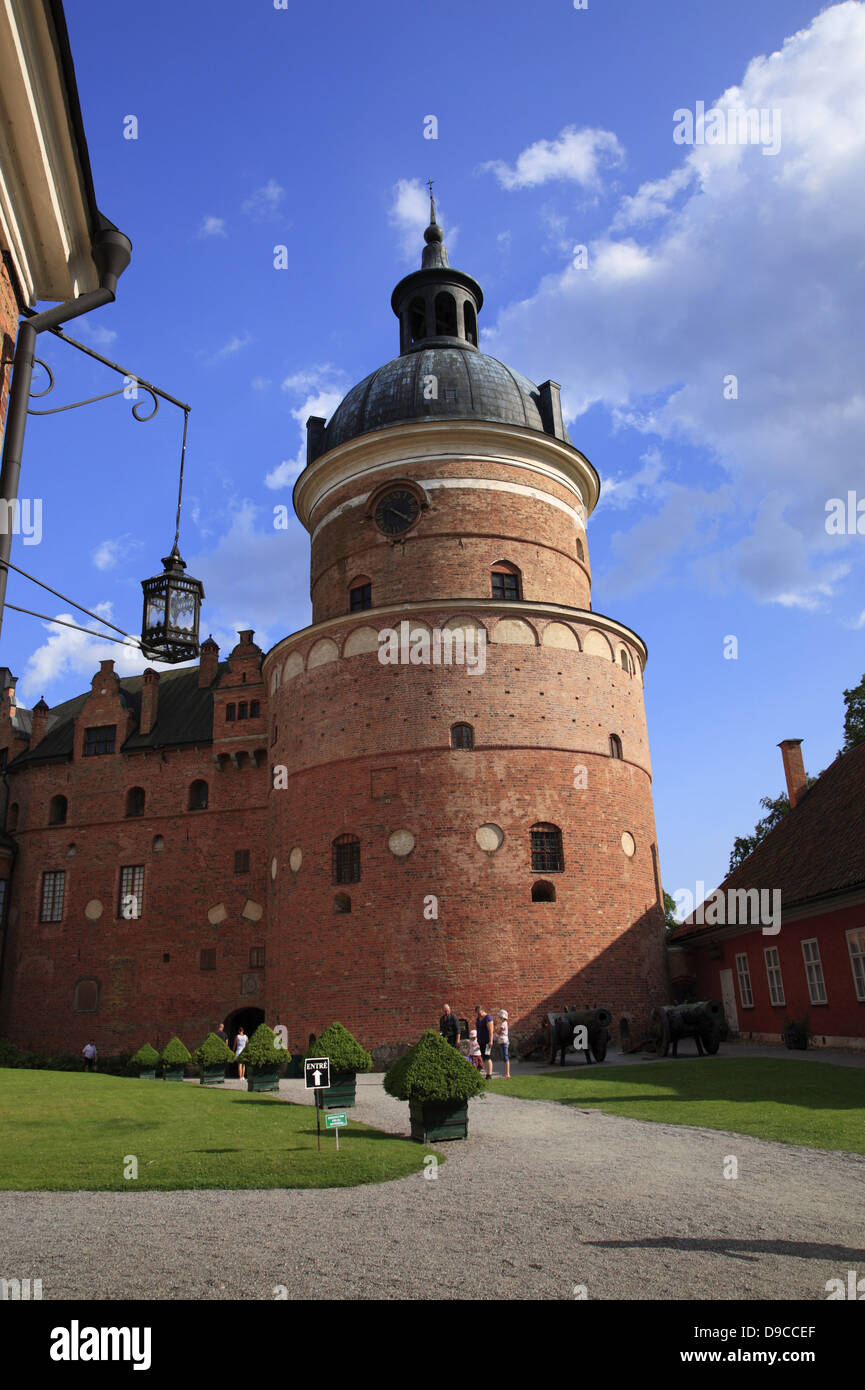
[
  {"left": 0, "top": 256, "right": 19, "bottom": 442},
  {"left": 309, "top": 458, "right": 590, "bottom": 622}
]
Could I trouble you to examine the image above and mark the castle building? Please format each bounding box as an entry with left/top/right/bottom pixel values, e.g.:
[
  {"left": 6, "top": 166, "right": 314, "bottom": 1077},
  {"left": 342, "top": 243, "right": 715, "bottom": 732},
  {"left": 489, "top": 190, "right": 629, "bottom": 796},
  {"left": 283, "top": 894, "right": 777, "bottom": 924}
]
[{"left": 0, "top": 204, "right": 669, "bottom": 1059}]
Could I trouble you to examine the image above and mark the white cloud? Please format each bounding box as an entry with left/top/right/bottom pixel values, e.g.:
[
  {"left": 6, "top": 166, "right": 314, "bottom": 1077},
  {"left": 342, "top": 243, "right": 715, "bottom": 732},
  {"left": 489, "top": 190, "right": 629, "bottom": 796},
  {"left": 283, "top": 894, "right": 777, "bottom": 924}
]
[
  {"left": 91, "top": 534, "right": 142, "bottom": 571},
  {"left": 75, "top": 320, "right": 117, "bottom": 349},
  {"left": 250, "top": 377, "right": 271, "bottom": 392},
  {"left": 241, "top": 179, "right": 285, "bottom": 220},
  {"left": 480, "top": 126, "right": 624, "bottom": 190},
  {"left": 484, "top": 2, "right": 865, "bottom": 610},
  {"left": 198, "top": 215, "right": 227, "bottom": 238},
  {"left": 210, "top": 331, "right": 253, "bottom": 362},
  {"left": 18, "top": 604, "right": 177, "bottom": 702},
  {"left": 265, "top": 386, "right": 345, "bottom": 490},
  {"left": 599, "top": 448, "right": 665, "bottom": 509},
  {"left": 186, "top": 501, "right": 309, "bottom": 643}
]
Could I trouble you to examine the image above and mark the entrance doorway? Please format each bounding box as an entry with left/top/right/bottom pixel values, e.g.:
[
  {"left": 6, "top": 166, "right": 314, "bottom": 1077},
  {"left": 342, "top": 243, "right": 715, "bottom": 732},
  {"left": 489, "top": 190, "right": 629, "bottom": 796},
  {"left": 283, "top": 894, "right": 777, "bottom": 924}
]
[
  {"left": 223, "top": 1006, "right": 265, "bottom": 1074},
  {"left": 719, "top": 969, "right": 739, "bottom": 1033}
]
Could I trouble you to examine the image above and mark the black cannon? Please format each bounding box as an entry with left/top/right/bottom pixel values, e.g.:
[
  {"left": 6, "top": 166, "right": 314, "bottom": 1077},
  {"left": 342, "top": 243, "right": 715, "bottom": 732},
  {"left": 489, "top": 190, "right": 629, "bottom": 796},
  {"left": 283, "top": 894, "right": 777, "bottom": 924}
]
[
  {"left": 547, "top": 1007, "right": 612, "bottom": 1066},
  {"left": 650, "top": 1001, "right": 724, "bottom": 1057}
]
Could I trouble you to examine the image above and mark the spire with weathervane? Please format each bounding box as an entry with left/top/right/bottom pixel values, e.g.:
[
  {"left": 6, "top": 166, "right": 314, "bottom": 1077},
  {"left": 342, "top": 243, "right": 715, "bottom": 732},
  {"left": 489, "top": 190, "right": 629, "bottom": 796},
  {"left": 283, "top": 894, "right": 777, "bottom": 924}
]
[{"left": 391, "top": 181, "right": 484, "bottom": 353}]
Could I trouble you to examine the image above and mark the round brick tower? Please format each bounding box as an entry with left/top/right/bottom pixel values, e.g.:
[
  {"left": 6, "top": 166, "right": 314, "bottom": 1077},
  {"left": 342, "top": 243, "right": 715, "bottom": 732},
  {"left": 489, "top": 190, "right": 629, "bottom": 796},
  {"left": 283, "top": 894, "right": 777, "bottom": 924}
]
[{"left": 264, "top": 199, "right": 668, "bottom": 1057}]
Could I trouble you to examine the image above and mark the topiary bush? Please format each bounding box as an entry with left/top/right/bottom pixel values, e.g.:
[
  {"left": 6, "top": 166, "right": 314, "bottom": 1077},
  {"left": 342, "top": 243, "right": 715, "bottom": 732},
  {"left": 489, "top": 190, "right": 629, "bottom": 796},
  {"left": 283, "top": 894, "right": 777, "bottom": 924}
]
[
  {"left": 306, "top": 1022, "right": 372, "bottom": 1073},
  {"left": 242, "top": 1024, "right": 287, "bottom": 1070},
  {"left": 384, "top": 1029, "right": 486, "bottom": 1103},
  {"left": 130, "top": 1044, "right": 160, "bottom": 1069},
  {"left": 160, "top": 1036, "right": 191, "bottom": 1068},
  {"left": 192, "top": 1034, "right": 234, "bottom": 1068}
]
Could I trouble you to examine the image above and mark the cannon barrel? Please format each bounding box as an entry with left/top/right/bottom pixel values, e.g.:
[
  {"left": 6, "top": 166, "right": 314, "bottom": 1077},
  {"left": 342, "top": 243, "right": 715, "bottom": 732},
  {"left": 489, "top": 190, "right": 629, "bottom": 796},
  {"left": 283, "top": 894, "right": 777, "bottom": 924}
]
[
  {"left": 565, "top": 1007, "right": 613, "bottom": 1032},
  {"left": 651, "top": 1000, "right": 724, "bottom": 1057},
  {"left": 662, "top": 1001, "right": 722, "bottom": 1029}
]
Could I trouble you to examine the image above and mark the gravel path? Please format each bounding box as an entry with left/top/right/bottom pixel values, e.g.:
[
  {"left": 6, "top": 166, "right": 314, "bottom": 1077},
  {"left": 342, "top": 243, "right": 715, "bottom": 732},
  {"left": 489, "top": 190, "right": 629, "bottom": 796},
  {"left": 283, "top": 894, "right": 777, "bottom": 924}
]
[{"left": 2, "top": 1070, "right": 863, "bottom": 1301}]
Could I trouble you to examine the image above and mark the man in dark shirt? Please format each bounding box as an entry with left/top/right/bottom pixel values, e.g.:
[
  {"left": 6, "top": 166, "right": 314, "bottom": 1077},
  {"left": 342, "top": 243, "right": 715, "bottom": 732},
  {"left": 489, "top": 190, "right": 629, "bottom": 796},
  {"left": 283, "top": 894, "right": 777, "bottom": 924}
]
[
  {"left": 216, "top": 1022, "right": 229, "bottom": 1045},
  {"left": 475, "top": 1006, "right": 494, "bottom": 1078},
  {"left": 439, "top": 1004, "right": 461, "bottom": 1047}
]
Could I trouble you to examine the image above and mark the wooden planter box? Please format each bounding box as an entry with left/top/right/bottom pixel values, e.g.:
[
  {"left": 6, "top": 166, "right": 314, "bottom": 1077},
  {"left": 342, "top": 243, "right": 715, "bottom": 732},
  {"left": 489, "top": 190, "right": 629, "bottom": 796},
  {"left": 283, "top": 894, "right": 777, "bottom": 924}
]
[
  {"left": 137, "top": 1068, "right": 156, "bottom": 1080},
  {"left": 409, "top": 1098, "right": 469, "bottom": 1143},
  {"left": 163, "top": 1067, "right": 185, "bottom": 1081},
  {"left": 318, "top": 1070, "right": 357, "bottom": 1109},
  {"left": 783, "top": 1028, "right": 809, "bottom": 1051},
  {"left": 247, "top": 1067, "right": 280, "bottom": 1092},
  {"left": 199, "top": 1066, "right": 226, "bottom": 1086}
]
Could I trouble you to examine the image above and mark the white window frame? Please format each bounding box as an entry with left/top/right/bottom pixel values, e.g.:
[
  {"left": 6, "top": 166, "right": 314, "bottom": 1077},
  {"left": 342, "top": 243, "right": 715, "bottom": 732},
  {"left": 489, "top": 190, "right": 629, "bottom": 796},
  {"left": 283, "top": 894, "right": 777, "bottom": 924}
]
[
  {"left": 735, "top": 952, "right": 754, "bottom": 1008},
  {"left": 118, "top": 864, "right": 145, "bottom": 921},
  {"left": 846, "top": 927, "right": 865, "bottom": 1003},
  {"left": 763, "top": 945, "right": 785, "bottom": 1007},
  {"left": 801, "top": 938, "right": 827, "bottom": 1005}
]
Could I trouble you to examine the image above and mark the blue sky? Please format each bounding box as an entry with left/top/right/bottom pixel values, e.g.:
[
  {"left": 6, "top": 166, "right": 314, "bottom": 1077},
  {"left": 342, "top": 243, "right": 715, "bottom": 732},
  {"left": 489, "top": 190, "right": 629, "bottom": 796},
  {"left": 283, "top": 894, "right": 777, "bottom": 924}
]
[{"left": 2, "top": 0, "right": 863, "bottom": 904}]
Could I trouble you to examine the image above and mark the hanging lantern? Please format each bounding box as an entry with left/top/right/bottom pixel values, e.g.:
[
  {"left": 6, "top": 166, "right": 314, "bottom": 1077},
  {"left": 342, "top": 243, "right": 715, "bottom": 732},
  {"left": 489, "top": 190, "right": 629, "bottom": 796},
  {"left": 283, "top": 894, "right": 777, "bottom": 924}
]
[
  {"left": 140, "top": 544, "right": 204, "bottom": 663},
  {"left": 139, "top": 406, "right": 203, "bottom": 663}
]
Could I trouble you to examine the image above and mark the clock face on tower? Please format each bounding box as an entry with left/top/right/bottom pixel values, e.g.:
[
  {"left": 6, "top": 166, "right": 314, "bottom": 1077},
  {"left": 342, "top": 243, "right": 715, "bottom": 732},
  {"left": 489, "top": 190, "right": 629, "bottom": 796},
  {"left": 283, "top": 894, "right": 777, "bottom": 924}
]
[{"left": 373, "top": 488, "right": 420, "bottom": 536}]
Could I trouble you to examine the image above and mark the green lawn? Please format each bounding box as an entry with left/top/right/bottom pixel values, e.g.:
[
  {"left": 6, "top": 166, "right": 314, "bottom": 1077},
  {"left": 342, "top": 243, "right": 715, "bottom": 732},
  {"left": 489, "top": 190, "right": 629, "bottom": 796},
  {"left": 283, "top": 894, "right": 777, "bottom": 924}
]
[
  {"left": 489, "top": 1059, "right": 865, "bottom": 1153},
  {"left": 0, "top": 1071, "right": 433, "bottom": 1190}
]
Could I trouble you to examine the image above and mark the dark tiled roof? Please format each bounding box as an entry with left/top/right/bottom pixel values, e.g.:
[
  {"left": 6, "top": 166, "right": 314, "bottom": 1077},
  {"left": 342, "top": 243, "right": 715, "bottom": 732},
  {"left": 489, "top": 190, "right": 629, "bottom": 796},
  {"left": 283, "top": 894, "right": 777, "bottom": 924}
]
[
  {"left": 8, "top": 663, "right": 227, "bottom": 767},
  {"left": 670, "top": 742, "right": 865, "bottom": 942}
]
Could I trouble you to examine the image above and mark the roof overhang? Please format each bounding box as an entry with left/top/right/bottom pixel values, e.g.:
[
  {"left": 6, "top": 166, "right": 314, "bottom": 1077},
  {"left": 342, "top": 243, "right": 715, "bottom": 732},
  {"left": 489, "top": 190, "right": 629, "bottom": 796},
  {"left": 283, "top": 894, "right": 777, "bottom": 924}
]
[{"left": 0, "top": 0, "right": 105, "bottom": 304}]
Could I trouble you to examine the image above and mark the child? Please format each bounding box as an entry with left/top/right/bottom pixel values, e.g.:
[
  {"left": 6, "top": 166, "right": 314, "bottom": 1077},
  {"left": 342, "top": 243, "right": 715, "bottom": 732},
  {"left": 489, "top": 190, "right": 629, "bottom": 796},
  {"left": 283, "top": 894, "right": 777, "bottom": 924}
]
[
  {"left": 465, "top": 1028, "right": 484, "bottom": 1071},
  {"left": 496, "top": 1009, "right": 511, "bottom": 1079}
]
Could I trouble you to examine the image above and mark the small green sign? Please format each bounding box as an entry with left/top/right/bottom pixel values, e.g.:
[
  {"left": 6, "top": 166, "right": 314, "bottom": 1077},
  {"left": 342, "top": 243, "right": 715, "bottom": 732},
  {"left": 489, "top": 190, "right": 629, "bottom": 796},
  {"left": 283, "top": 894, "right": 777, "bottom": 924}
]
[{"left": 325, "top": 1112, "right": 347, "bottom": 1128}]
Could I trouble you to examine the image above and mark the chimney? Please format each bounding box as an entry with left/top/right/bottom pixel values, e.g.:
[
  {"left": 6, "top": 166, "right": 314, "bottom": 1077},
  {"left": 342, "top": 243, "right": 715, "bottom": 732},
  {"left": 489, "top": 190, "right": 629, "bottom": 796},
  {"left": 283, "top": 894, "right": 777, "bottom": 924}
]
[
  {"left": 198, "top": 636, "right": 219, "bottom": 688},
  {"left": 139, "top": 668, "right": 160, "bottom": 736},
  {"left": 30, "top": 696, "right": 50, "bottom": 748},
  {"left": 537, "top": 381, "right": 565, "bottom": 441},
  {"left": 778, "top": 739, "right": 807, "bottom": 808},
  {"left": 306, "top": 416, "right": 326, "bottom": 466}
]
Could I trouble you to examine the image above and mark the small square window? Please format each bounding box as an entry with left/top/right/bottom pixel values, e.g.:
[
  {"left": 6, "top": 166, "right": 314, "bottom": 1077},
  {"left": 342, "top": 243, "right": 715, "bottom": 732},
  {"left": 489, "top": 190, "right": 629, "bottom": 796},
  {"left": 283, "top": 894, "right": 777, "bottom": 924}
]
[
  {"left": 83, "top": 725, "right": 116, "bottom": 756},
  {"left": 225, "top": 704, "right": 236, "bottom": 722},
  {"left": 250, "top": 700, "right": 260, "bottom": 718},
  {"left": 234, "top": 850, "right": 250, "bottom": 874},
  {"left": 200, "top": 948, "right": 216, "bottom": 971},
  {"left": 249, "top": 946, "right": 265, "bottom": 968},
  {"left": 350, "top": 584, "right": 372, "bottom": 612}
]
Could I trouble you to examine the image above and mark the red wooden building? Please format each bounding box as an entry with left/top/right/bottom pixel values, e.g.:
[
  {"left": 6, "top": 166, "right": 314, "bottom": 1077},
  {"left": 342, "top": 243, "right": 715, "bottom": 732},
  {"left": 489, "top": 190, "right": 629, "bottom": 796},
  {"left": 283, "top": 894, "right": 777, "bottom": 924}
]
[{"left": 668, "top": 739, "right": 865, "bottom": 1049}]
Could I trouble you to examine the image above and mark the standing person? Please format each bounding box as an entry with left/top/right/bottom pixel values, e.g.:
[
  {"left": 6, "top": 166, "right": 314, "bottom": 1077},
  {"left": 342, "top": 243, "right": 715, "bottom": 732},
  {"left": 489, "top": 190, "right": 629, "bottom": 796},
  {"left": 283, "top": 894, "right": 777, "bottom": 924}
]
[
  {"left": 234, "top": 1026, "right": 248, "bottom": 1081},
  {"left": 439, "top": 1003, "right": 461, "bottom": 1047},
  {"left": 216, "top": 1022, "right": 228, "bottom": 1045},
  {"left": 465, "top": 1029, "right": 483, "bottom": 1071},
  {"left": 475, "top": 1005, "right": 494, "bottom": 1079},
  {"left": 82, "top": 1041, "right": 97, "bottom": 1073},
  {"left": 496, "top": 1010, "right": 511, "bottom": 1079}
]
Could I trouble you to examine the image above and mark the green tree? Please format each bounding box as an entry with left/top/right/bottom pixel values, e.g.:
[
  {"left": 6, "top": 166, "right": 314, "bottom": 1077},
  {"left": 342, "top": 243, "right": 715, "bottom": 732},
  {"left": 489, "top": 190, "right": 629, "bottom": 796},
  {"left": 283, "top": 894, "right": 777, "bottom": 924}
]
[
  {"left": 842, "top": 672, "right": 865, "bottom": 752},
  {"left": 663, "top": 891, "right": 679, "bottom": 932}
]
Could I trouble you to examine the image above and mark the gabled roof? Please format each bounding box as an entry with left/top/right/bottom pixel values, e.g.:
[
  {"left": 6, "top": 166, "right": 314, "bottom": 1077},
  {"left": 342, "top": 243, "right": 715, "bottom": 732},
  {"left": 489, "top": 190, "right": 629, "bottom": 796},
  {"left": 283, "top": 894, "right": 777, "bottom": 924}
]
[
  {"left": 669, "top": 741, "right": 865, "bottom": 943},
  {"left": 7, "top": 663, "right": 227, "bottom": 768}
]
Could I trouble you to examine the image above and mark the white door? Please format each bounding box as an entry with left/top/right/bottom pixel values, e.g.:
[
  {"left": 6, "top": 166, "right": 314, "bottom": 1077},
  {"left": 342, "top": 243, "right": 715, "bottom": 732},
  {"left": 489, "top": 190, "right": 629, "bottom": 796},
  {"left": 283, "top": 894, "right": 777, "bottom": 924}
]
[{"left": 719, "top": 968, "right": 739, "bottom": 1032}]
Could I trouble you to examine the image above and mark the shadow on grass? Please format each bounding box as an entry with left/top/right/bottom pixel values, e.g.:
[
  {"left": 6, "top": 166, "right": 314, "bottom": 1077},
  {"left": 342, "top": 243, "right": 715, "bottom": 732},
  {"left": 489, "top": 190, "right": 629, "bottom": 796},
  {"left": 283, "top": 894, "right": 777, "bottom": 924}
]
[{"left": 587, "top": 1236, "right": 865, "bottom": 1263}]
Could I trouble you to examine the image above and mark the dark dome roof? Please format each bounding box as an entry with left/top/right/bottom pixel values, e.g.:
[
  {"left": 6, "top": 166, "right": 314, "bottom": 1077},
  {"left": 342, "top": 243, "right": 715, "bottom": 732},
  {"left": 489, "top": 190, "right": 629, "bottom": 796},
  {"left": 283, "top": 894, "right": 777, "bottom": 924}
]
[{"left": 323, "top": 348, "right": 572, "bottom": 453}]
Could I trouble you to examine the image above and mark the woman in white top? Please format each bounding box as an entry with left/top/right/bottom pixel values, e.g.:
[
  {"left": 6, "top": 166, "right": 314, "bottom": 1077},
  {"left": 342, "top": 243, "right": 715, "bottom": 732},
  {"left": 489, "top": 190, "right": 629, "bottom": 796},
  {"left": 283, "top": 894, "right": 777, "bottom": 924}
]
[
  {"left": 234, "top": 1028, "right": 248, "bottom": 1080},
  {"left": 496, "top": 1010, "right": 511, "bottom": 1078}
]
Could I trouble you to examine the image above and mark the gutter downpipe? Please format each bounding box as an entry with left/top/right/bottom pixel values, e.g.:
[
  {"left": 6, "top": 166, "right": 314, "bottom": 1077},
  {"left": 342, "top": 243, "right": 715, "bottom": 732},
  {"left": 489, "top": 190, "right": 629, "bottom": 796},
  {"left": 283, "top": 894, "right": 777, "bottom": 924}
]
[{"left": 0, "top": 225, "right": 132, "bottom": 640}]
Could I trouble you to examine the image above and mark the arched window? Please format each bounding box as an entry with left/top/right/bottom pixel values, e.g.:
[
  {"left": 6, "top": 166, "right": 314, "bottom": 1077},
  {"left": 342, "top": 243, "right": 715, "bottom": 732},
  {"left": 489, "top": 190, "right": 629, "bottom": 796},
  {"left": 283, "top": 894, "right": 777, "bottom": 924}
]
[
  {"left": 188, "top": 780, "right": 209, "bottom": 811},
  {"left": 619, "top": 648, "right": 632, "bottom": 674},
  {"left": 532, "top": 880, "right": 556, "bottom": 902},
  {"left": 434, "top": 291, "right": 458, "bottom": 337},
  {"left": 349, "top": 578, "right": 372, "bottom": 612},
  {"left": 491, "top": 561, "right": 521, "bottom": 601},
  {"left": 531, "top": 823, "right": 564, "bottom": 873},
  {"left": 333, "top": 892, "right": 352, "bottom": 914},
  {"left": 407, "top": 296, "right": 426, "bottom": 344},
  {"left": 463, "top": 301, "right": 478, "bottom": 346},
  {"left": 451, "top": 723, "right": 474, "bottom": 750},
  {"left": 49, "top": 795, "right": 67, "bottom": 826},
  {"left": 7, "top": 803, "right": 18, "bottom": 832},
  {"left": 73, "top": 978, "right": 99, "bottom": 1013},
  {"left": 332, "top": 833, "right": 361, "bottom": 884},
  {"left": 609, "top": 734, "right": 623, "bottom": 760},
  {"left": 125, "top": 787, "right": 145, "bottom": 818},
  {"left": 576, "top": 538, "right": 585, "bottom": 562}
]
